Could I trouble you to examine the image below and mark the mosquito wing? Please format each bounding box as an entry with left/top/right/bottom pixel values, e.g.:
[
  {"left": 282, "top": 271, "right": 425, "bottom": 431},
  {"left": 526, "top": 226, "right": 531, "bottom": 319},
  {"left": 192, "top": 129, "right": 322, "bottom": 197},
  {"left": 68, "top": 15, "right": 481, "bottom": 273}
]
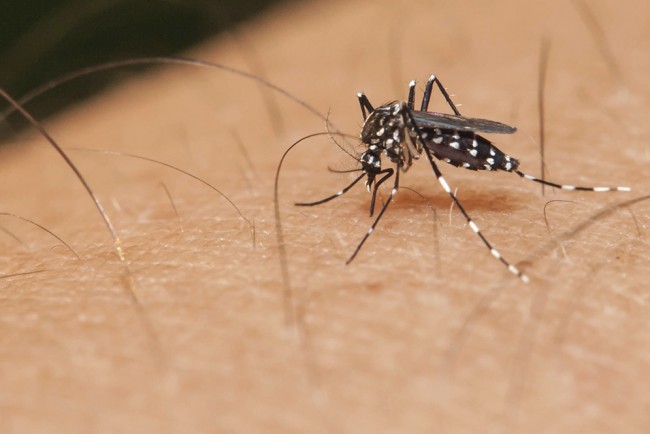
[{"left": 411, "top": 111, "right": 517, "bottom": 134}]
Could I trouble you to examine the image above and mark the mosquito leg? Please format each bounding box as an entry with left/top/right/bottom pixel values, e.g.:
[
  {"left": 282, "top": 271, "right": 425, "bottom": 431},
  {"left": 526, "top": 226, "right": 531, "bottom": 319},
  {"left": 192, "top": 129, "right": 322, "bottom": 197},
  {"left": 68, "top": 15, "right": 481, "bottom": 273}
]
[
  {"left": 357, "top": 92, "right": 375, "bottom": 120},
  {"left": 515, "top": 170, "right": 630, "bottom": 192},
  {"left": 421, "top": 75, "right": 434, "bottom": 112},
  {"left": 369, "top": 168, "right": 394, "bottom": 217},
  {"left": 328, "top": 167, "right": 364, "bottom": 174},
  {"left": 421, "top": 74, "right": 462, "bottom": 115},
  {"left": 347, "top": 169, "right": 400, "bottom": 264},
  {"left": 295, "top": 173, "right": 367, "bottom": 207},
  {"left": 430, "top": 154, "right": 528, "bottom": 281},
  {"left": 407, "top": 80, "right": 416, "bottom": 110}
]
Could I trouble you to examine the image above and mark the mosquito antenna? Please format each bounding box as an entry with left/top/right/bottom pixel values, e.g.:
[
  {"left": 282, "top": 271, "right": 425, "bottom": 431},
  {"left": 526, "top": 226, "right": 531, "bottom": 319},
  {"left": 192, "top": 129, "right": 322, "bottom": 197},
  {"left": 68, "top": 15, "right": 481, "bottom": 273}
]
[{"left": 325, "top": 109, "right": 358, "bottom": 160}]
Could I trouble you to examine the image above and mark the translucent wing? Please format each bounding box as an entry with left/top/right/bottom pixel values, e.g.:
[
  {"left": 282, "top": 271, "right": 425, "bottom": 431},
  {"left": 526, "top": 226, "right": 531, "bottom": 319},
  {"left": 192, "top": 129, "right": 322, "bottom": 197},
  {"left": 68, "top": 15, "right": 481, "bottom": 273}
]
[{"left": 411, "top": 111, "right": 517, "bottom": 134}]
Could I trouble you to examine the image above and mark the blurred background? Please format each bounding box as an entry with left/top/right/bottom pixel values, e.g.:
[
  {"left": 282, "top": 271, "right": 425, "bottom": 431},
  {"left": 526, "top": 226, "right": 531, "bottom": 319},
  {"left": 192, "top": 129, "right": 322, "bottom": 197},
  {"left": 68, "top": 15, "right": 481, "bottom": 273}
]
[{"left": 0, "top": 0, "right": 285, "bottom": 131}]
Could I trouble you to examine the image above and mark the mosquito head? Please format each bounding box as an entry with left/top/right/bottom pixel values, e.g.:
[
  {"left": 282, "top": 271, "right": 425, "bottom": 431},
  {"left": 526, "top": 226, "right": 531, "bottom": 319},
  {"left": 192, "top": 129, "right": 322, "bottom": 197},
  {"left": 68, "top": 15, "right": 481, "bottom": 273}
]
[
  {"left": 360, "top": 150, "right": 381, "bottom": 173},
  {"left": 360, "top": 150, "right": 382, "bottom": 191}
]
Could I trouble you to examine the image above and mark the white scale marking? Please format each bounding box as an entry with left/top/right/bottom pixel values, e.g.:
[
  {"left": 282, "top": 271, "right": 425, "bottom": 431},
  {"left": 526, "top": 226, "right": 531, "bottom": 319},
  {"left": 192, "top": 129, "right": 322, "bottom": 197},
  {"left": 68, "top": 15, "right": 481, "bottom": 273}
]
[
  {"left": 561, "top": 185, "right": 576, "bottom": 190},
  {"left": 376, "top": 127, "right": 385, "bottom": 136},
  {"left": 450, "top": 142, "right": 460, "bottom": 149},
  {"left": 469, "top": 221, "right": 479, "bottom": 233},
  {"left": 490, "top": 248, "right": 501, "bottom": 259},
  {"left": 469, "top": 149, "right": 478, "bottom": 157},
  {"left": 508, "top": 264, "right": 518, "bottom": 275},
  {"left": 593, "top": 187, "right": 611, "bottom": 192},
  {"left": 438, "top": 176, "right": 451, "bottom": 193},
  {"left": 433, "top": 137, "right": 443, "bottom": 144}
]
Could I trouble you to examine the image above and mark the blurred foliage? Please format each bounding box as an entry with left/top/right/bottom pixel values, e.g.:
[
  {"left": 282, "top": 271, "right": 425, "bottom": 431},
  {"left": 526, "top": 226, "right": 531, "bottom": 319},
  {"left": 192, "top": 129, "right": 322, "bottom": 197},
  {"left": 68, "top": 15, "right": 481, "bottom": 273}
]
[{"left": 0, "top": 0, "right": 282, "bottom": 130}]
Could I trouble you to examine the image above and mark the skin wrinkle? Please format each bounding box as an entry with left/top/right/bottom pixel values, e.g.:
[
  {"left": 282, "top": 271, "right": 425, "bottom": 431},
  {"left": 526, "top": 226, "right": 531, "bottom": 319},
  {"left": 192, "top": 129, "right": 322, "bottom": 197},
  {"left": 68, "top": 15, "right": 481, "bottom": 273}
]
[{"left": 0, "top": 0, "right": 649, "bottom": 433}]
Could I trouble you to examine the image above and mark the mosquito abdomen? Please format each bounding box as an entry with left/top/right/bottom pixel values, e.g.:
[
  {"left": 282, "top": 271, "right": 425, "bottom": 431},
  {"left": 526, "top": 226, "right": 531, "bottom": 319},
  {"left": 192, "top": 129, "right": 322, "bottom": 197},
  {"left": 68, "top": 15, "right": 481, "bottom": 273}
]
[{"left": 423, "top": 129, "right": 519, "bottom": 172}]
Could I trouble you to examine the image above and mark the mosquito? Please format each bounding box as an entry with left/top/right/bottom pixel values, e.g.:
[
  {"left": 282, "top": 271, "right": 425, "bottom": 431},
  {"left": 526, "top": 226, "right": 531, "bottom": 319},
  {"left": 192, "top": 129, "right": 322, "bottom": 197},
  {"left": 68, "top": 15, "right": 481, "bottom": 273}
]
[{"left": 296, "top": 75, "right": 630, "bottom": 283}]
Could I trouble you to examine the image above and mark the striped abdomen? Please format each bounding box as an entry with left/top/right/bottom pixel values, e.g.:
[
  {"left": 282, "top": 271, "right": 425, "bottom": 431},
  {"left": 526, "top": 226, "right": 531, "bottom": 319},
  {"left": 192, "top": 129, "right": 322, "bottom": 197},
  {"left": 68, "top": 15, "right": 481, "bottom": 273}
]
[{"left": 421, "top": 128, "right": 519, "bottom": 172}]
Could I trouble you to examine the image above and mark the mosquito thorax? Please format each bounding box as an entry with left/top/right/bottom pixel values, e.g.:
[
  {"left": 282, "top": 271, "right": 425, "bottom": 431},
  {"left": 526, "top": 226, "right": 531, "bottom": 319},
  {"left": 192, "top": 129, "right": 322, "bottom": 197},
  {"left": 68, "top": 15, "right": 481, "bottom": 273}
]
[
  {"left": 360, "top": 102, "right": 420, "bottom": 170},
  {"left": 359, "top": 151, "right": 382, "bottom": 190}
]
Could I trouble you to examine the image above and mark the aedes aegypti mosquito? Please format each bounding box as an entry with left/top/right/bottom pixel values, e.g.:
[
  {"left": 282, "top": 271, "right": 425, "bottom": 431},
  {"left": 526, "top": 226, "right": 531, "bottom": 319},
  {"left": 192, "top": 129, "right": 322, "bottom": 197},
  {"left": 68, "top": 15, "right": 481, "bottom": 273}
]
[{"left": 296, "top": 75, "right": 630, "bottom": 283}]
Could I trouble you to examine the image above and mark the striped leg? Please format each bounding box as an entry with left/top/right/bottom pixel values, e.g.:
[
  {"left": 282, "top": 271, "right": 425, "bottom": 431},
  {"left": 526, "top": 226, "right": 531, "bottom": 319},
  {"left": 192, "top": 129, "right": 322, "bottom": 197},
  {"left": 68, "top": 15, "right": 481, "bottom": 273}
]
[
  {"left": 357, "top": 92, "right": 374, "bottom": 120},
  {"left": 295, "top": 173, "right": 366, "bottom": 207},
  {"left": 514, "top": 170, "right": 631, "bottom": 192},
  {"left": 421, "top": 74, "right": 462, "bottom": 115},
  {"left": 400, "top": 108, "right": 529, "bottom": 281},
  {"left": 347, "top": 169, "right": 400, "bottom": 264},
  {"left": 428, "top": 152, "right": 530, "bottom": 282},
  {"left": 369, "top": 168, "right": 394, "bottom": 217},
  {"left": 407, "top": 80, "right": 416, "bottom": 109}
]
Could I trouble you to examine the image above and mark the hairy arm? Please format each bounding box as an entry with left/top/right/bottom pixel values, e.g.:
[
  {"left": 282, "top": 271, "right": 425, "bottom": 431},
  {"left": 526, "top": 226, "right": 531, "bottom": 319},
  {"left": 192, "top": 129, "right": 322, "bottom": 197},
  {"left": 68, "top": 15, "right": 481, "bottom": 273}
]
[{"left": 1, "top": 1, "right": 648, "bottom": 433}]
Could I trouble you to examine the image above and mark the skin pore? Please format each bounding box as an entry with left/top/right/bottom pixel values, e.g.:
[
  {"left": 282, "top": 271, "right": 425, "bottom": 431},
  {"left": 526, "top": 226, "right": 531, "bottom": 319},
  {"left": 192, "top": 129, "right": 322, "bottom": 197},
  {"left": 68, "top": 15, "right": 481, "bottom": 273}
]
[{"left": 1, "top": 0, "right": 648, "bottom": 433}]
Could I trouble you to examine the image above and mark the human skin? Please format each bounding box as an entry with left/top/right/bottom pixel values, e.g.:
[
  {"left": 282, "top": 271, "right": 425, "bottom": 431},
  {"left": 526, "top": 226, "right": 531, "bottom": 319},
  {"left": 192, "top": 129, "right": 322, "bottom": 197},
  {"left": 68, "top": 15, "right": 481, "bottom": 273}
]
[{"left": 0, "top": 0, "right": 648, "bottom": 433}]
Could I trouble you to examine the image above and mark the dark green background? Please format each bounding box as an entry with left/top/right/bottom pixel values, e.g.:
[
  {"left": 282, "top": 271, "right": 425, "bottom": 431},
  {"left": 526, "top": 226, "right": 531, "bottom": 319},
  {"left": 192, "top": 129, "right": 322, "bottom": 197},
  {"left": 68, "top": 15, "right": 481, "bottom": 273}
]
[{"left": 0, "top": 0, "right": 282, "bottom": 131}]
